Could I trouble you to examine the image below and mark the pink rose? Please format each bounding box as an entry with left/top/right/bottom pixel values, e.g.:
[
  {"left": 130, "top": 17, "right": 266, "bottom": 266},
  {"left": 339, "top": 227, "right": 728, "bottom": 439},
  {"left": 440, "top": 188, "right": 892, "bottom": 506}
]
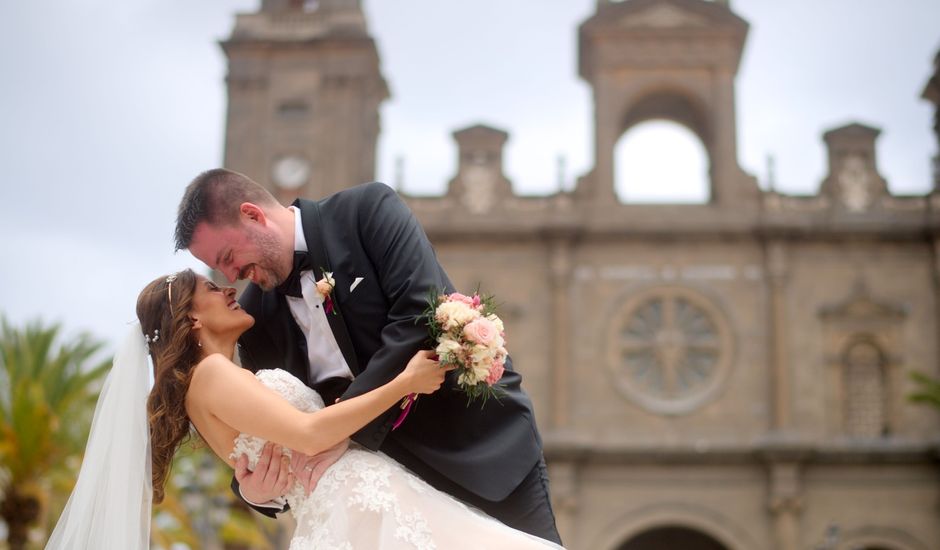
[
  {"left": 448, "top": 292, "right": 475, "bottom": 307},
  {"left": 463, "top": 318, "right": 497, "bottom": 346},
  {"left": 485, "top": 360, "right": 505, "bottom": 386}
]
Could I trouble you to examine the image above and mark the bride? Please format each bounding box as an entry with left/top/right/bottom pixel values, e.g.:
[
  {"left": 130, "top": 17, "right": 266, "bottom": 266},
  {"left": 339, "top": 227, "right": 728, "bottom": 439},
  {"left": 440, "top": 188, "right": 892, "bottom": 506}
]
[{"left": 46, "top": 269, "right": 564, "bottom": 549}]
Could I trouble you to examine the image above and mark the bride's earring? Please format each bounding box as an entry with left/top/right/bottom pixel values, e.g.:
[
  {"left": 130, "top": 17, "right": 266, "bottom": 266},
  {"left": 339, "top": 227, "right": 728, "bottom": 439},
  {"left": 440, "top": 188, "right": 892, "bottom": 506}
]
[{"left": 197, "top": 341, "right": 203, "bottom": 348}]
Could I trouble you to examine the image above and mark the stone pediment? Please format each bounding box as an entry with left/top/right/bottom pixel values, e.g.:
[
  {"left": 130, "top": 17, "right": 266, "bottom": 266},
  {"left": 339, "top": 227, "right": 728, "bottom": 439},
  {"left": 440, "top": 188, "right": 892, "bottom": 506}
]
[
  {"left": 583, "top": 0, "right": 747, "bottom": 34},
  {"left": 818, "top": 280, "right": 907, "bottom": 322},
  {"left": 452, "top": 124, "right": 508, "bottom": 143},
  {"left": 823, "top": 122, "right": 881, "bottom": 142},
  {"left": 619, "top": 3, "right": 710, "bottom": 28}
]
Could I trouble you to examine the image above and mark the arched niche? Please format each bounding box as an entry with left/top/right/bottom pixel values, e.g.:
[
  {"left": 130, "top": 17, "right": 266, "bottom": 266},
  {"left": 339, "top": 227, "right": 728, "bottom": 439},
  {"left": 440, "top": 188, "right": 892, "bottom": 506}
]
[
  {"left": 621, "top": 89, "right": 710, "bottom": 146},
  {"left": 619, "top": 526, "right": 729, "bottom": 550},
  {"left": 614, "top": 119, "right": 710, "bottom": 203},
  {"left": 841, "top": 337, "right": 889, "bottom": 438},
  {"left": 590, "top": 502, "right": 756, "bottom": 550}
]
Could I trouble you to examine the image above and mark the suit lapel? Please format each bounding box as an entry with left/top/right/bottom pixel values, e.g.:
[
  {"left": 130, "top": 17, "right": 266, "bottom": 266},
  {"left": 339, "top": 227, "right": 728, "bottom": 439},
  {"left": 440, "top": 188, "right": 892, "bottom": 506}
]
[{"left": 297, "top": 199, "right": 362, "bottom": 375}]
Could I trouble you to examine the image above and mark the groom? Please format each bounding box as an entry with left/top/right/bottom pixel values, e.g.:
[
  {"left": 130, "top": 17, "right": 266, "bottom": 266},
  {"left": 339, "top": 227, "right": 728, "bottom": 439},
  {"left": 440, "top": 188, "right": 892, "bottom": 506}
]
[{"left": 175, "top": 169, "right": 561, "bottom": 544}]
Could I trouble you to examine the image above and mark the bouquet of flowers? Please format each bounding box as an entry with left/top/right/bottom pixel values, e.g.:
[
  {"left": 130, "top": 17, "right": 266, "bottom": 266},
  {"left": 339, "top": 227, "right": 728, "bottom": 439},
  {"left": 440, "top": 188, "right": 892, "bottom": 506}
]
[
  {"left": 393, "top": 290, "right": 507, "bottom": 428},
  {"left": 425, "top": 291, "right": 507, "bottom": 403}
]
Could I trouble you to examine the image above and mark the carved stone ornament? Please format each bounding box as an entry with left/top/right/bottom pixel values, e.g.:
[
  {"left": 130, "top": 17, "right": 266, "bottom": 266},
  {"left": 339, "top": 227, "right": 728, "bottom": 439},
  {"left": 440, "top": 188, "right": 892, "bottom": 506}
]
[
  {"left": 818, "top": 279, "right": 906, "bottom": 323},
  {"left": 459, "top": 164, "right": 497, "bottom": 215},
  {"left": 836, "top": 154, "right": 873, "bottom": 212},
  {"left": 607, "top": 286, "right": 733, "bottom": 415}
]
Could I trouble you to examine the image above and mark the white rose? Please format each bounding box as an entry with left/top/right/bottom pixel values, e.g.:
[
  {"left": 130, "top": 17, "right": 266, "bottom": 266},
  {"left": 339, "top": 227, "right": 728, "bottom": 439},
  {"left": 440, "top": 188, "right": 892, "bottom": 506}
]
[
  {"left": 470, "top": 344, "right": 497, "bottom": 366},
  {"left": 470, "top": 361, "right": 491, "bottom": 382},
  {"left": 435, "top": 337, "right": 463, "bottom": 358},
  {"left": 486, "top": 314, "right": 504, "bottom": 334},
  {"left": 436, "top": 301, "right": 481, "bottom": 331},
  {"left": 458, "top": 370, "right": 483, "bottom": 386},
  {"left": 491, "top": 333, "right": 505, "bottom": 350}
]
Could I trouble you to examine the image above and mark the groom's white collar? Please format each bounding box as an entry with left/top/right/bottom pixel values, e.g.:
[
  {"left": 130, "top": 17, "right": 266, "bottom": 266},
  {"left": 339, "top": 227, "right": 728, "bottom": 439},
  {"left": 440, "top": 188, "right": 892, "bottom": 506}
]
[{"left": 289, "top": 205, "right": 308, "bottom": 254}]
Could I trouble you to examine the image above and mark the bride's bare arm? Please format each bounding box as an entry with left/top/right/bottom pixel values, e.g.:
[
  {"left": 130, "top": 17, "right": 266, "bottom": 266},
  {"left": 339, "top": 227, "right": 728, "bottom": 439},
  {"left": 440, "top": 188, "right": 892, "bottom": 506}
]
[{"left": 187, "top": 351, "right": 444, "bottom": 457}]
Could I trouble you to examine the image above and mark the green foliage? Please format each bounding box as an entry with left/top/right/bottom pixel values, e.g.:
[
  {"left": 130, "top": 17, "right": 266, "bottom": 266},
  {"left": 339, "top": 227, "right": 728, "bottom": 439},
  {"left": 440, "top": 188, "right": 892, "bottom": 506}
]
[
  {"left": 0, "top": 316, "right": 281, "bottom": 548},
  {"left": 0, "top": 316, "right": 110, "bottom": 549},
  {"left": 152, "top": 443, "right": 279, "bottom": 549},
  {"left": 909, "top": 371, "right": 940, "bottom": 410}
]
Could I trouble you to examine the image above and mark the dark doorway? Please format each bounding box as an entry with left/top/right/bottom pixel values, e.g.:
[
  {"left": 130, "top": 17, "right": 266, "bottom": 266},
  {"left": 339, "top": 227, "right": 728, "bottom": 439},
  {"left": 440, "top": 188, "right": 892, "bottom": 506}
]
[{"left": 620, "top": 526, "right": 729, "bottom": 550}]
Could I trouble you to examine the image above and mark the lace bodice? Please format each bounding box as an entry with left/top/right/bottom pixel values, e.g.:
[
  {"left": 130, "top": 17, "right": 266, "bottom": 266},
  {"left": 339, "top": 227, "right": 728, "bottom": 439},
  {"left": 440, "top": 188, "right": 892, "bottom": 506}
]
[
  {"left": 228, "top": 369, "right": 562, "bottom": 550},
  {"left": 230, "top": 369, "right": 323, "bottom": 472},
  {"left": 257, "top": 368, "right": 325, "bottom": 412}
]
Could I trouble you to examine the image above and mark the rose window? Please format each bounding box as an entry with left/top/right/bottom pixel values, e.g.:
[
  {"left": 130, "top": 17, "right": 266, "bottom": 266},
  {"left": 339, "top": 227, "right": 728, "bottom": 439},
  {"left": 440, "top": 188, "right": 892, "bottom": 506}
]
[{"left": 607, "top": 287, "right": 733, "bottom": 415}]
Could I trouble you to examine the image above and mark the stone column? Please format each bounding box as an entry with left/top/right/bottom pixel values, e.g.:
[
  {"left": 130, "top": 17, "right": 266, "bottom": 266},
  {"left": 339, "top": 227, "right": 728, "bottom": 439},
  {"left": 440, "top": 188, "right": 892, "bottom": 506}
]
[
  {"left": 767, "top": 461, "right": 802, "bottom": 550},
  {"left": 932, "top": 238, "right": 940, "bottom": 377},
  {"left": 765, "top": 240, "right": 792, "bottom": 431},
  {"left": 547, "top": 460, "right": 580, "bottom": 546},
  {"left": 549, "top": 237, "right": 574, "bottom": 429},
  {"left": 591, "top": 80, "right": 620, "bottom": 205},
  {"left": 712, "top": 67, "right": 737, "bottom": 204}
]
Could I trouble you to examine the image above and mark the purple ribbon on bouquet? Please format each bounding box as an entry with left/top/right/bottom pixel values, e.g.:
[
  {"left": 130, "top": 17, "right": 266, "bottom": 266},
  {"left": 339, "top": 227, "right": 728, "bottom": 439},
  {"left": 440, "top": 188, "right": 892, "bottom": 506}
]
[{"left": 392, "top": 393, "right": 417, "bottom": 430}]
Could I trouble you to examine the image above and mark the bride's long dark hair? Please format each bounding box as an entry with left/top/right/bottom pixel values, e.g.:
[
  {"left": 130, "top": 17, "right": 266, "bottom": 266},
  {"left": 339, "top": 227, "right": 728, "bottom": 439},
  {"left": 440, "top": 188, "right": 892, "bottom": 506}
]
[{"left": 136, "top": 269, "right": 202, "bottom": 503}]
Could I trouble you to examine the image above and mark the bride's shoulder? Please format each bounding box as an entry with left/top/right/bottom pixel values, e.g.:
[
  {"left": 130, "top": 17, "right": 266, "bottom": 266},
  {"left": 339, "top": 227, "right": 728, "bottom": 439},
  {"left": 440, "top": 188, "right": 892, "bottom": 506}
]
[
  {"left": 187, "top": 355, "right": 262, "bottom": 410},
  {"left": 190, "top": 354, "right": 251, "bottom": 386}
]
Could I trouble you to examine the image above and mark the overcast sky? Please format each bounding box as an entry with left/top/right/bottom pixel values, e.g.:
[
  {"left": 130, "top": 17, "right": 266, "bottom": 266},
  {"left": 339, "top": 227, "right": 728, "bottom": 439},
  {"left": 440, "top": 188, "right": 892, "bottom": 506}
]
[{"left": 1, "top": 0, "right": 938, "bottom": 351}]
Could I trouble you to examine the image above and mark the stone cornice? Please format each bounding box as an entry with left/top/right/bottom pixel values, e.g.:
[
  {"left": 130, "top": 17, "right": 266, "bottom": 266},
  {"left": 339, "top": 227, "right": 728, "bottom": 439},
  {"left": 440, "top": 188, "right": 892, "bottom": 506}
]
[
  {"left": 542, "top": 432, "right": 940, "bottom": 466},
  {"left": 404, "top": 190, "right": 937, "bottom": 241},
  {"left": 410, "top": 208, "right": 936, "bottom": 244}
]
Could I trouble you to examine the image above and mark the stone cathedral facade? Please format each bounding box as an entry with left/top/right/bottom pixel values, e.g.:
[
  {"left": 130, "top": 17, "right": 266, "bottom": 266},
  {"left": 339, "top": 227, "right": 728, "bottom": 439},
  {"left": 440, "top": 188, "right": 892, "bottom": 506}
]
[{"left": 219, "top": 1, "right": 940, "bottom": 549}]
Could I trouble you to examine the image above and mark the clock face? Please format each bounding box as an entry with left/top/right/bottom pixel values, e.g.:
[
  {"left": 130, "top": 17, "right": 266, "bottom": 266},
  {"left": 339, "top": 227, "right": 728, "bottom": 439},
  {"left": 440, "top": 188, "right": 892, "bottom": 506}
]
[{"left": 272, "top": 155, "right": 311, "bottom": 190}]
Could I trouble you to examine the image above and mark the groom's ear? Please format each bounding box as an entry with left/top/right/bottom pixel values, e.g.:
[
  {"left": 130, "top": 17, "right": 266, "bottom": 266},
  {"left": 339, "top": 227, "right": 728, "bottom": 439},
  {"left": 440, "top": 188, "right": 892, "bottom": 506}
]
[{"left": 239, "top": 203, "right": 267, "bottom": 226}]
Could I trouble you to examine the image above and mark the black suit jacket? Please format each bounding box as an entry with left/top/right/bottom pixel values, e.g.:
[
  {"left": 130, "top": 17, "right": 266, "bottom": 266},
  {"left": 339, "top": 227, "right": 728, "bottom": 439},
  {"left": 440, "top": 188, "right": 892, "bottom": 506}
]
[{"left": 236, "top": 182, "right": 542, "bottom": 506}]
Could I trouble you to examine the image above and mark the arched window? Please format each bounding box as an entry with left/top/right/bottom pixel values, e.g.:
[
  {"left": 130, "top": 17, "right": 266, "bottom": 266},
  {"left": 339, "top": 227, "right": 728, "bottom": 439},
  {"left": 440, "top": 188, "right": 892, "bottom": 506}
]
[
  {"left": 614, "top": 120, "right": 710, "bottom": 204},
  {"left": 843, "top": 339, "right": 888, "bottom": 438}
]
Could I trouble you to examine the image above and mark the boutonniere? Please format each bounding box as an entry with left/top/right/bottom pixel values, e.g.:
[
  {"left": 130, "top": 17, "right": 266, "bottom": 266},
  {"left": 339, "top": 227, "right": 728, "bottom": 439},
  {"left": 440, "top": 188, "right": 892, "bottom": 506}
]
[{"left": 315, "top": 269, "right": 337, "bottom": 315}]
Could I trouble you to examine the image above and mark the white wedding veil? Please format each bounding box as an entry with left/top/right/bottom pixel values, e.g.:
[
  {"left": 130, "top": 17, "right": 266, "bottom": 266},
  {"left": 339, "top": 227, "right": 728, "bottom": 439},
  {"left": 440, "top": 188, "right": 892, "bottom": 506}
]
[{"left": 45, "top": 323, "right": 153, "bottom": 549}]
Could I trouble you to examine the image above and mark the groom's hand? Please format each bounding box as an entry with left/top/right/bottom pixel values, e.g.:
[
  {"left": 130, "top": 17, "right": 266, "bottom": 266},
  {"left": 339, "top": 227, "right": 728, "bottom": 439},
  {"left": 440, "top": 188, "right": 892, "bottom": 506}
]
[
  {"left": 293, "top": 439, "right": 350, "bottom": 495},
  {"left": 235, "top": 442, "right": 292, "bottom": 505}
]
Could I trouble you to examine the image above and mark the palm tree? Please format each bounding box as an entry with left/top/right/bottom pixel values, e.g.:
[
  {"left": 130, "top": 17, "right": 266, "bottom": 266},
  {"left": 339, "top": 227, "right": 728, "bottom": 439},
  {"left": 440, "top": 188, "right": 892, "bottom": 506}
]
[
  {"left": 152, "top": 443, "right": 280, "bottom": 550},
  {"left": 0, "top": 317, "right": 110, "bottom": 550}
]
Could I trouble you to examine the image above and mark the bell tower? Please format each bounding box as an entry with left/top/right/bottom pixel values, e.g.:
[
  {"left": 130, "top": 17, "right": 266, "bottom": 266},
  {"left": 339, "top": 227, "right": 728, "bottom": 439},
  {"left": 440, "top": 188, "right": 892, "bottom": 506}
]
[
  {"left": 578, "top": 0, "right": 758, "bottom": 205},
  {"left": 221, "top": 0, "right": 388, "bottom": 201}
]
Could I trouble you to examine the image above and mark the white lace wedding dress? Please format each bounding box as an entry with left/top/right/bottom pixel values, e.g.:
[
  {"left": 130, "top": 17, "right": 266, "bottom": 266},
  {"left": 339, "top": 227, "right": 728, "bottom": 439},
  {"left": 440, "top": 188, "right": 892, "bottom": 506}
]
[{"left": 231, "top": 369, "right": 564, "bottom": 550}]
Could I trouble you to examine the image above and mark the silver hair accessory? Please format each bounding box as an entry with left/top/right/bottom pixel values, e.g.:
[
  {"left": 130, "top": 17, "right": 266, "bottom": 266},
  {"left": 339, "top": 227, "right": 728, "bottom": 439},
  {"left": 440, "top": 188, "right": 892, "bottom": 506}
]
[
  {"left": 166, "top": 273, "right": 179, "bottom": 313},
  {"left": 143, "top": 329, "right": 159, "bottom": 351}
]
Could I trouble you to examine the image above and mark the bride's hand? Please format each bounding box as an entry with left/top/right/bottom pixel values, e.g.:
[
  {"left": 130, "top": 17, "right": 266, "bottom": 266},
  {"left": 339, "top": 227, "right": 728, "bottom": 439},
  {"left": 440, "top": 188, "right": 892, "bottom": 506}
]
[
  {"left": 398, "top": 350, "right": 453, "bottom": 395},
  {"left": 291, "top": 439, "right": 349, "bottom": 496}
]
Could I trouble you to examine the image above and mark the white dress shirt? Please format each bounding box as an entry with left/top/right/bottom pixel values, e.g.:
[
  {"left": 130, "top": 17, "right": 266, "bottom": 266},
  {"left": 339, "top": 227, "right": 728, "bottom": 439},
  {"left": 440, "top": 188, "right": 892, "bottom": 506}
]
[{"left": 287, "top": 206, "right": 354, "bottom": 383}]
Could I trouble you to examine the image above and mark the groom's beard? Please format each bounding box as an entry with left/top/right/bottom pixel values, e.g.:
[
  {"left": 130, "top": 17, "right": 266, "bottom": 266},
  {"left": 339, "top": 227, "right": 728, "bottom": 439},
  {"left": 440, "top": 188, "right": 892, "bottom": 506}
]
[{"left": 245, "top": 229, "right": 288, "bottom": 291}]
